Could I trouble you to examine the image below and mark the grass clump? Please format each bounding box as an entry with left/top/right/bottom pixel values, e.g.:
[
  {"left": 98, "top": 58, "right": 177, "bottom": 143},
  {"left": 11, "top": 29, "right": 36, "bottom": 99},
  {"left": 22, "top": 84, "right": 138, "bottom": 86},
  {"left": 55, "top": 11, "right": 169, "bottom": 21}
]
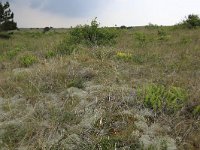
[
  {"left": 134, "top": 32, "right": 148, "bottom": 47},
  {"left": 157, "top": 28, "right": 170, "bottom": 41},
  {"left": 137, "top": 84, "right": 188, "bottom": 113},
  {"left": 19, "top": 54, "right": 37, "bottom": 67},
  {"left": 6, "top": 47, "right": 22, "bottom": 60},
  {"left": 1, "top": 124, "right": 27, "bottom": 149},
  {"left": 57, "top": 39, "right": 77, "bottom": 55},
  {"left": 67, "top": 78, "right": 84, "bottom": 89},
  {"left": 45, "top": 50, "right": 56, "bottom": 58}
]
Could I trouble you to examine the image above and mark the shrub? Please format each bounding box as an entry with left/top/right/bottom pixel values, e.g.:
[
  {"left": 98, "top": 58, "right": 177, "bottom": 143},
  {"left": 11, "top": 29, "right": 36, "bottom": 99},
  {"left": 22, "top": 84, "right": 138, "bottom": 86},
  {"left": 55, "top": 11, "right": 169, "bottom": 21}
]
[
  {"left": 69, "top": 18, "right": 118, "bottom": 46},
  {"left": 120, "top": 25, "right": 127, "bottom": 29},
  {"left": 137, "top": 84, "right": 188, "bottom": 113},
  {"left": 180, "top": 14, "right": 200, "bottom": 29},
  {"left": 20, "top": 55, "right": 37, "bottom": 67},
  {"left": 43, "top": 27, "right": 50, "bottom": 33}
]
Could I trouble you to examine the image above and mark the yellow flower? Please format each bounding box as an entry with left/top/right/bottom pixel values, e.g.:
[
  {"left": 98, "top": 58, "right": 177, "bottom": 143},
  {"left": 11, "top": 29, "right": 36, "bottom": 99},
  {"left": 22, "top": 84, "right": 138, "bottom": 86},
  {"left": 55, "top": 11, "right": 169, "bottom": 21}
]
[{"left": 116, "top": 52, "right": 132, "bottom": 60}]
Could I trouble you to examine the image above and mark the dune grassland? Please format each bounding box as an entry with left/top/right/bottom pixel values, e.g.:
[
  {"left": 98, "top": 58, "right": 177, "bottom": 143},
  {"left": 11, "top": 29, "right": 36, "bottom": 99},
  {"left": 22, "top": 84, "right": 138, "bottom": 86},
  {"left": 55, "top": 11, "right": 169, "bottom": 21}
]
[{"left": 0, "top": 19, "right": 200, "bottom": 149}]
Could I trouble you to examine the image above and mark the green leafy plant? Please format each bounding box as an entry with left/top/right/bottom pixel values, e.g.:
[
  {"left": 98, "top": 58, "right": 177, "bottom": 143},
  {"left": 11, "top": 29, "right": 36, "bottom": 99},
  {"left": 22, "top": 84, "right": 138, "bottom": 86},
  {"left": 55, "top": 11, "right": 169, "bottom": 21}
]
[
  {"left": 20, "top": 54, "right": 37, "bottom": 67},
  {"left": 137, "top": 84, "right": 188, "bottom": 113}
]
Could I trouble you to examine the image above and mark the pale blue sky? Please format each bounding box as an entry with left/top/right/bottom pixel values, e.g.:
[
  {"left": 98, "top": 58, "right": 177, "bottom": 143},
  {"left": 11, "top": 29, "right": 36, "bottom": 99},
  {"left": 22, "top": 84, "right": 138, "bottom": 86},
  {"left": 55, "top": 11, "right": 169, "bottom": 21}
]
[{"left": 5, "top": 0, "right": 200, "bottom": 27}]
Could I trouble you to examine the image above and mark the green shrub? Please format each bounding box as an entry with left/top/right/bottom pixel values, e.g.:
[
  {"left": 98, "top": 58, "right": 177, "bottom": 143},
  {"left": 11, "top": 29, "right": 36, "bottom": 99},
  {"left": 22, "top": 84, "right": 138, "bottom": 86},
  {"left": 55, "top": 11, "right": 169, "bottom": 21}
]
[
  {"left": 43, "top": 27, "right": 50, "bottom": 33},
  {"left": 69, "top": 18, "right": 118, "bottom": 46},
  {"left": 183, "top": 14, "right": 200, "bottom": 29},
  {"left": 20, "top": 55, "right": 37, "bottom": 67},
  {"left": 179, "top": 14, "right": 200, "bottom": 29},
  {"left": 137, "top": 84, "right": 188, "bottom": 113}
]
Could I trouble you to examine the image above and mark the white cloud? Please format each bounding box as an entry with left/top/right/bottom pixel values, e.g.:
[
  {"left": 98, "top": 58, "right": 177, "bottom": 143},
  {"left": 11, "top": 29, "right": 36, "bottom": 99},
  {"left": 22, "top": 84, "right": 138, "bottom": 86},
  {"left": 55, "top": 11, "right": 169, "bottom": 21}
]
[{"left": 9, "top": 0, "right": 200, "bottom": 27}]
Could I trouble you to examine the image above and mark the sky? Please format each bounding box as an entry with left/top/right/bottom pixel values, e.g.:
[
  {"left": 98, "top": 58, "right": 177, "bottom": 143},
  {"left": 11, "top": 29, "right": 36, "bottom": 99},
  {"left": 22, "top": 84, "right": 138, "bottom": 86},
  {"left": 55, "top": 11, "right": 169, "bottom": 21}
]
[{"left": 4, "top": 0, "right": 200, "bottom": 28}]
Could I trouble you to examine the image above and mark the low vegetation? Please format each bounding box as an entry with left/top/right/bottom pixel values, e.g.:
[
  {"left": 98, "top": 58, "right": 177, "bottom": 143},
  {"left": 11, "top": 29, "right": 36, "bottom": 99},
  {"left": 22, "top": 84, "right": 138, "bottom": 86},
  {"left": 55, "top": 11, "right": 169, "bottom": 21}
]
[{"left": 0, "top": 16, "right": 200, "bottom": 149}]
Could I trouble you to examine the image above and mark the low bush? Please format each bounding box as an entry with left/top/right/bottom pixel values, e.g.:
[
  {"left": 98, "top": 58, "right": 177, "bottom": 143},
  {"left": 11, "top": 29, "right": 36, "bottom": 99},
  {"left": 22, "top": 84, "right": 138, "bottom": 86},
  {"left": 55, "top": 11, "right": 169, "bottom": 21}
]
[
  {"left": 179, "top": 14, "right": 200, "bottom": 29},
  {"left": 69, "top": 18, "right": 118, "bottom": 46},
  {"left": 19, "top": 54, "right": 37, "bottom": 67},
  {"left": 137, "top": 84, "right": 188, "bottom": 113}
]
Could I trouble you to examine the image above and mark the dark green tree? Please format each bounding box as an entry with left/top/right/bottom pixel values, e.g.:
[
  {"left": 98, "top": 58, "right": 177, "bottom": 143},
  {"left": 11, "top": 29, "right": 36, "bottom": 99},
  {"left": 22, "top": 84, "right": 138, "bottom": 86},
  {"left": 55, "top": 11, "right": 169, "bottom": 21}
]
[
  {"left": 0, "top": 1, "right": 17, "bottom": 31},
  {"left": 182, "top": 14, "right": 200, "bottom": 28}
]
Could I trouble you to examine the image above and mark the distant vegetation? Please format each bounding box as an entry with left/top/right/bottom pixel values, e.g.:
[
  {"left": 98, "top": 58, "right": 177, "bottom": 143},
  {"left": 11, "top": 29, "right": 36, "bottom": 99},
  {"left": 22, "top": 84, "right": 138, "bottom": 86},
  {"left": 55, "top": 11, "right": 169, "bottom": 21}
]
[
  {"left": 0, "top": 6, "right": 200, "bottom": 149},
  {"left": 178, "top": 14, "right": 200, "bottom": 28}
]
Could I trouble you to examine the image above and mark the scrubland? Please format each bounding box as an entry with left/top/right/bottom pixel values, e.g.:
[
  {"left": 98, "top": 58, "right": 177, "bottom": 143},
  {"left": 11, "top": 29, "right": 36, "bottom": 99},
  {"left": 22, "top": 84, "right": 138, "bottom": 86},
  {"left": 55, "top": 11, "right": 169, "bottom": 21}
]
[{"left": 0, "top": 25, "right": 200, "bottom": 149}]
